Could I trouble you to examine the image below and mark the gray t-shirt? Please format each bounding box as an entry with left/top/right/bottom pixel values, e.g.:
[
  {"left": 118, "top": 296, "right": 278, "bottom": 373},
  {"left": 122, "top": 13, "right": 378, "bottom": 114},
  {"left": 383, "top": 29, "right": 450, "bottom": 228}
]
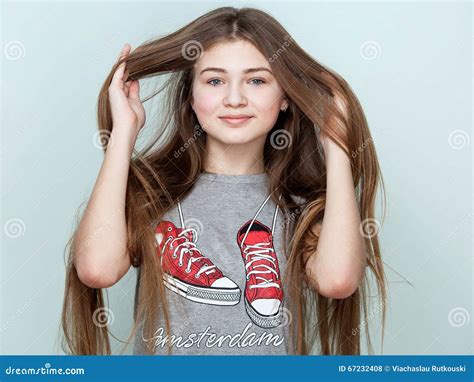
[{"left": 133, "top": 171, "right": 297, "bottom": 355}]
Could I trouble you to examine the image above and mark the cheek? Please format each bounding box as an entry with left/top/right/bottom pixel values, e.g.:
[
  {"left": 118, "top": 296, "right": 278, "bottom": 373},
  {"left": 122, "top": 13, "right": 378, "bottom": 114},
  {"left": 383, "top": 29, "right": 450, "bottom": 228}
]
[
  {"left": 192, "top": 87, "right": 221, "bottom": 116},
  {"left": 250, "top": 88, "right": 283, "bottom": 113}
]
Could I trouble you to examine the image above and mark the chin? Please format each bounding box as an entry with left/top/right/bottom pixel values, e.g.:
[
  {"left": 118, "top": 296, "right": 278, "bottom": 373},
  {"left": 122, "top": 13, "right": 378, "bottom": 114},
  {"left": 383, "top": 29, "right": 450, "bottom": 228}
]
[{"left": 211, "top": 130, "right": 262, "bottom": 145}]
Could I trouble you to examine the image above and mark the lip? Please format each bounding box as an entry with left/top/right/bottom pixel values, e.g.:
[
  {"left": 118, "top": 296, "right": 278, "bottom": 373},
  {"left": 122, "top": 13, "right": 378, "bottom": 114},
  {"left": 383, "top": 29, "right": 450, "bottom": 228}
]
[{"left": 219, "top": 116, "right": 253, "bottom": 126}]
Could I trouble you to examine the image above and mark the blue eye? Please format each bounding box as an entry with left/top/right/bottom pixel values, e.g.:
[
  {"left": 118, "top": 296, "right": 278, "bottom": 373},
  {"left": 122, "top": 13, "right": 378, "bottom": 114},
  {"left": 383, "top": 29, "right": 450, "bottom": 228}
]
[
  {"left": 207, "top": 79, "right": 223, "bottom": 86},
  {"left": 207, "top": 78, "right": 266, "bottom": 86},
  {"left": 250, "top": 79, "right": 265, "bottom": 85}
]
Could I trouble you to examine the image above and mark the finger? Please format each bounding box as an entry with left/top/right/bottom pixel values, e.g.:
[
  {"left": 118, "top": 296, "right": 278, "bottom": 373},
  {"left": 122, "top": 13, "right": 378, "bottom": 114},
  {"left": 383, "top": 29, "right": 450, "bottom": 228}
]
[
  {"left": 124, "top": 80, "right": 131, "bottom": 95},
  {"left": 115, "top": 44, "right": 130, "bottom": 76},
  {"left": 117, "top": 43, "right": 130, "bottom": 60},
  {"left": 128, "top": 80, "right": 140, "bottom": 101},
  {"left": 111, "top": 44, "right": 131, "bottom": 85},
  {"left": 116, "top": 43, "right": 131, "bottom": 65}
]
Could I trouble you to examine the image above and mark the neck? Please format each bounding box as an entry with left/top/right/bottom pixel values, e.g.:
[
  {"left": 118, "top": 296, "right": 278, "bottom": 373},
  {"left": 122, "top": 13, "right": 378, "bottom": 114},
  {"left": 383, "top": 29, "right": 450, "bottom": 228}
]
[{"left": 203, "top": 135, "right": 266, "bottom": 175}]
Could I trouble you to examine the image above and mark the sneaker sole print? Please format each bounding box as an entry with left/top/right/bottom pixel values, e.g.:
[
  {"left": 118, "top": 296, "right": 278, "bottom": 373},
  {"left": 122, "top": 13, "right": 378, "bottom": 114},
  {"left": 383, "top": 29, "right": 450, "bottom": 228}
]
[
  {"left": 236, "top": 207, "right": 284, "bottom": 329},
  {"left": 154, "top": 194, "right": 284, "bottom": 329},
  {"left": 154, "top": 199, "right": 241, "bottom": 306}
]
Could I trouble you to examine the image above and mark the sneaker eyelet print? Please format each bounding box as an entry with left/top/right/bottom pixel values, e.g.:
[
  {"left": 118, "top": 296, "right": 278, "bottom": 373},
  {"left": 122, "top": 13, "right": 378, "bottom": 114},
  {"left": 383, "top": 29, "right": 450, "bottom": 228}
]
[
  {"left": 236, "top": 194, "right": 285, "bottom": 329},
  {"left": 154, "top": 200, "right": 241, "bottom": 306},
  {"left": 153, "top": 194, "right": 285, "bottom": 329}
]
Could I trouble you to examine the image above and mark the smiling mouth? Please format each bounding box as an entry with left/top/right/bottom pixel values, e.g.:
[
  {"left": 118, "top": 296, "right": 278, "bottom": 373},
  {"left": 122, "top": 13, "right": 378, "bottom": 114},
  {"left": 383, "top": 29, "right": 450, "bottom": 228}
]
[{"left": 219, "top": 116, "right": 254, "bottom": 126}]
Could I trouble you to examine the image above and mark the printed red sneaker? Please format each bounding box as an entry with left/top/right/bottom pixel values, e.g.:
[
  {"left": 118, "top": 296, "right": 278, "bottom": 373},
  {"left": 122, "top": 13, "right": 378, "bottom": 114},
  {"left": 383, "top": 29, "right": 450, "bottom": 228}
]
[
  {"left": 155, "top": 220, "right": 241, "bottom": 306},
  {"left": 236, "top": 219, "right": 284, "bottom": 328}
]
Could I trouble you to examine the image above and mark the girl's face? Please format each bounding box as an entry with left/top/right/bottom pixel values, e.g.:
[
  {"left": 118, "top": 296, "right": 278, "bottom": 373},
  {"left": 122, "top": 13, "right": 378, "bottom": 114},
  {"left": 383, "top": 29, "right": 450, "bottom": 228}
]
[{"left": 191, "top": 39, "right": 288, "bottom": 145}]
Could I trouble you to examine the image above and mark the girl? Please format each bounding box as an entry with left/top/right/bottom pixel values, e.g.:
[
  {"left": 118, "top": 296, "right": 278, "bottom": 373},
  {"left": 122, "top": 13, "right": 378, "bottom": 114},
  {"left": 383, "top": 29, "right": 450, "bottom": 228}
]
[{"left": 61, "top": 6, "right": 387, "bottom": 355}]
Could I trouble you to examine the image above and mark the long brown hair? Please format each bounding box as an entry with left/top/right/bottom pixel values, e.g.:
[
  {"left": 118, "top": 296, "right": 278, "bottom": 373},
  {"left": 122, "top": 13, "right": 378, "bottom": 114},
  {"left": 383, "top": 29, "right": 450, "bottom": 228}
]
[{"left": 61, "top": 6, "right": 387, "bottom": 355}]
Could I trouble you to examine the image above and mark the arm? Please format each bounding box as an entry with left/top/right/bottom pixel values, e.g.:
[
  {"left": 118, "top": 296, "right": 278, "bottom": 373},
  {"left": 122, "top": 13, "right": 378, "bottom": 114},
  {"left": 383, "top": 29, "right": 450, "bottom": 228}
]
[
  {"left": 305, "top": 97, "right": 367, "bottom": 299},
  {"left": 74, "top": 132, "right": 134, "bottom": 288},
  {"left": 74, "top": 43, "right": 145, "bottom": 289}
]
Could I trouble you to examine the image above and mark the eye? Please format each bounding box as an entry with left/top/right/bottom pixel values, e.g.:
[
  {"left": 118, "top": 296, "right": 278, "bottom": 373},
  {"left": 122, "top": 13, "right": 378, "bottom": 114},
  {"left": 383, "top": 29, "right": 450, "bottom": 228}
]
[
  {"left": 249, "top": 78, "right": 266, "bottom": 86},
  {"left": 207, "top": 78, "right": 223, "bottom": 86}
]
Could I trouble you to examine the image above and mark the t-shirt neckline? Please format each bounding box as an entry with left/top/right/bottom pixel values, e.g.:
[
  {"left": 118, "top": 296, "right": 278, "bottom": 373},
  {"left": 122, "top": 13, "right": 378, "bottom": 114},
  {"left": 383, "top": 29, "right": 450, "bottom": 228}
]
[{"left": 199, "top": 170, "right": 268, "bottom": 184}]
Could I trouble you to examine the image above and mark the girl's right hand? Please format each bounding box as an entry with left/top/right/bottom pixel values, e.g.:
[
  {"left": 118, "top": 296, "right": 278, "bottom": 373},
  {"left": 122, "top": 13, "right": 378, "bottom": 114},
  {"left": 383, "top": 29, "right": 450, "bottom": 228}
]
[{"left": 108, "top": 43, "right": 146, "bottom": 138}]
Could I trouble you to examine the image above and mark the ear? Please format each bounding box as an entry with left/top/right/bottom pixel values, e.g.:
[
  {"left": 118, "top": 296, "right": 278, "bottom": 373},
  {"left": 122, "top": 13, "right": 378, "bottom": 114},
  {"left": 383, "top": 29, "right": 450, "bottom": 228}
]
[{"left": 280, "top": 98, "right": 289, "bottom": 112}]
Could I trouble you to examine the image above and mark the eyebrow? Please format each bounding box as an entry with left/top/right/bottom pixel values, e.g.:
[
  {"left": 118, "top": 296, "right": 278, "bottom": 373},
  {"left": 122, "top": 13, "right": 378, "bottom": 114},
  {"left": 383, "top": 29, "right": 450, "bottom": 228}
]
[{"left": 199, "top": 67, "right": 273, "bottom": 76}]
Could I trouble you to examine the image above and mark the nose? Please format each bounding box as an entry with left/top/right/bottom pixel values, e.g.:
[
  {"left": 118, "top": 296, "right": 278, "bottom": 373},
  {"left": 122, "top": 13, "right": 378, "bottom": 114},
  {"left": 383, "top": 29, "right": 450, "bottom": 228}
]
[{"left": 223, "top": 82, "right": 247, "bottom": 107}]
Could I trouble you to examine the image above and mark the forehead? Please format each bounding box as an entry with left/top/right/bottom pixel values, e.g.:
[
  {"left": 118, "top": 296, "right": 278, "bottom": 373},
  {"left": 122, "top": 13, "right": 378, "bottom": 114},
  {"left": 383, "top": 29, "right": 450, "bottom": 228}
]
[{"left": 194, "top": 40, "right": 269, "bottom": 71}]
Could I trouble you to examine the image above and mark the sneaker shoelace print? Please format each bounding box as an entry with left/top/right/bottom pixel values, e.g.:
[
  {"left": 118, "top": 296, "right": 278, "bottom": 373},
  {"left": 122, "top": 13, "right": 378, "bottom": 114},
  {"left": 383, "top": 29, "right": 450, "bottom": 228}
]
[
  {"left": 164, "top": 227, "right": 217, "bottom": 277},
  {"left": 243, "top": 241, "right": 280, "bottom": 289},
  {"left": 240, "top": 193, "right": 283, "bottom": 289}
]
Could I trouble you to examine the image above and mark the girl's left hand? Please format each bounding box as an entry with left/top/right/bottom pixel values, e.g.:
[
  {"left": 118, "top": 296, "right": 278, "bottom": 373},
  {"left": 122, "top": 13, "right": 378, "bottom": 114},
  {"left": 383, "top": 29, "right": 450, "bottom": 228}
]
[
  {"left": 318, "top": 128, "right": 348, "bottom": 161},
  {"left": 318, "top": 92, "right": 350, "bottom": 159},
  {"left": 318, "top": 128, "right": 333, "bottom": 155}
]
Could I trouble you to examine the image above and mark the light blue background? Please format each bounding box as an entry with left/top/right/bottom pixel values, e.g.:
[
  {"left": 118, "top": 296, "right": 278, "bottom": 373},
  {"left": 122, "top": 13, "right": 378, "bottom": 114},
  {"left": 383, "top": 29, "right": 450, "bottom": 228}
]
[{"left": 1, "top": 1, "right": 472, "bottom": 355}]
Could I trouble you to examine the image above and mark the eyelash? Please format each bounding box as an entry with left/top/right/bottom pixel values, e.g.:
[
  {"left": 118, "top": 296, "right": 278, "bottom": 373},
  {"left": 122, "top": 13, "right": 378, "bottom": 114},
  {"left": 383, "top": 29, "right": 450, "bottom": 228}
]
[{"left": 207, "top": 78, "right": 266, "bottom": 86}]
